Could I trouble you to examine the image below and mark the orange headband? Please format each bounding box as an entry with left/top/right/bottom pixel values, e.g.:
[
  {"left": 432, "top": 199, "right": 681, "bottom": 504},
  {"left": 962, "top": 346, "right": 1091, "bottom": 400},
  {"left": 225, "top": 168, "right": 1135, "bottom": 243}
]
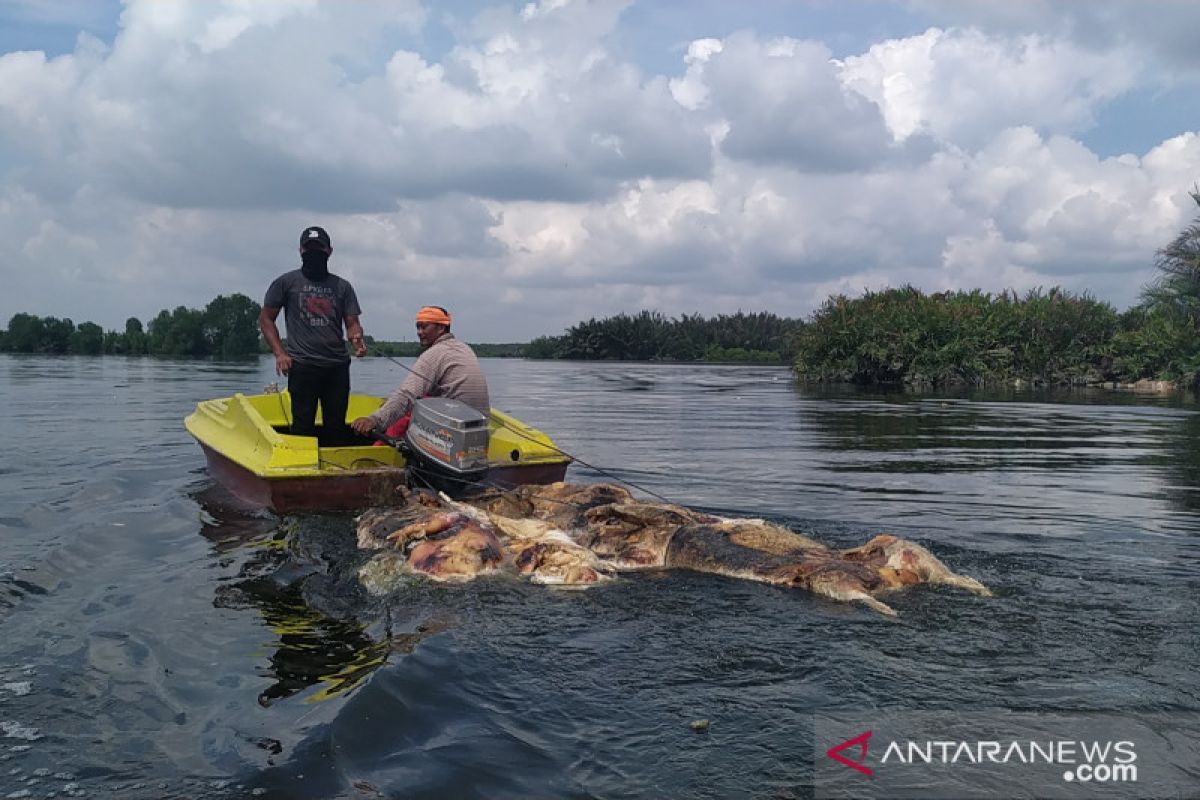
[{"left": 415, "top": 306, "right": 451, "bottom": 326}]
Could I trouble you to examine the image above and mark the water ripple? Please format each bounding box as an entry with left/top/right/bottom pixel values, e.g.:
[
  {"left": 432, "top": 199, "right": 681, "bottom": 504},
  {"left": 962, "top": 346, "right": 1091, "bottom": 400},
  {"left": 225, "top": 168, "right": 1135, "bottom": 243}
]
[{"left": 0, "top": 356, "right": 1197, "bottom": 797}]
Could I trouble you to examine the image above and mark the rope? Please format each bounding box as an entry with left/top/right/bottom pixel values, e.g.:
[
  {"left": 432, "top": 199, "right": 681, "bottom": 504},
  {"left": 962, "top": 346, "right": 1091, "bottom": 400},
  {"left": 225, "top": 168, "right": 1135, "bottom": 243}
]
[
  {"left": 373, "top": 352, "right": 679, "bottom": 506},
  {"left": 273, "top": 386, "right": 291, "bottom": 429},
  {"left": 265, "top": 348, "right": 677, "bottom": 508}
]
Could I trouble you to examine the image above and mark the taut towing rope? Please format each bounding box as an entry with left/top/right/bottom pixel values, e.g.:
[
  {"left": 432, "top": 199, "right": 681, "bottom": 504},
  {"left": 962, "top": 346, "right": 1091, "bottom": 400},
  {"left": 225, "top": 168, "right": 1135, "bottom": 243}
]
[{"left": 371, "top": 350, "right": 679, "bottom": 506}]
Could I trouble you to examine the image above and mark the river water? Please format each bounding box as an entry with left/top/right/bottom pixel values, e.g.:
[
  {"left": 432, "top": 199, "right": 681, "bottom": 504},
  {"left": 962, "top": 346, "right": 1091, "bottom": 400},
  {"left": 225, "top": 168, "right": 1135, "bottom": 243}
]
[{"left": 0, "top": 354, "right": 1197, "bottom": 799}]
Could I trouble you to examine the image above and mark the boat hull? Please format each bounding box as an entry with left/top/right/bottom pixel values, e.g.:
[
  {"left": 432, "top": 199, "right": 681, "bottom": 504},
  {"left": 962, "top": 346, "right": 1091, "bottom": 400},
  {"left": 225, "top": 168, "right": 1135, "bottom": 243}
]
[
  {"left": 187, "top": 391, "right": 572, "bottom": 513},
  {"left": 197, "top": 441, "right": 571, "bottom": 513}
]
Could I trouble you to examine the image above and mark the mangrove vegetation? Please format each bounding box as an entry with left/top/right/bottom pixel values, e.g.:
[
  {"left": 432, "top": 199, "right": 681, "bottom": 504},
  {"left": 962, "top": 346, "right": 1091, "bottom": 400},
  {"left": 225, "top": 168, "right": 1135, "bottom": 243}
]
[
  {"left": 527, "top": 188, "right": 1200, "bottom": 388},
  {"left": 525, "top": 310, "right": 801, "bottom": 363},
  {"left": 790, "top": 188, "right": 1200, "bottom": 387}
]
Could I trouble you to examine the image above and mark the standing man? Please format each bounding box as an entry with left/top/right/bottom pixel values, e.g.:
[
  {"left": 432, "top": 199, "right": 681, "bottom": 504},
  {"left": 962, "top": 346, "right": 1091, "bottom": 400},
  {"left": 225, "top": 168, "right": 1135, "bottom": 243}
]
[
  {"left": 351, "top": 306, "right": 490, "bottom": 438},
  {"left": 259, "top": 225, "right": 368, "bottom": 444}
]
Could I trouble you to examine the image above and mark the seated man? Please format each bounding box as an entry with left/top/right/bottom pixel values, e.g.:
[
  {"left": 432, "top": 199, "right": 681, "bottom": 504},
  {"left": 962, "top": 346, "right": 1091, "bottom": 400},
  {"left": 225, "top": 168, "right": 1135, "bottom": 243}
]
[{"left": 351, "top": 306, "right": 490, "bottom": 439}]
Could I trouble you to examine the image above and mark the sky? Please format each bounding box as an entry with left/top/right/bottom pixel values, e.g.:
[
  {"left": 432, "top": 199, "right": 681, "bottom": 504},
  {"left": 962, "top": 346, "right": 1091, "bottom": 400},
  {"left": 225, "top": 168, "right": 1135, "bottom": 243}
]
[{"left": 1, "top": 0, "right": 1199, "bottom": 343}]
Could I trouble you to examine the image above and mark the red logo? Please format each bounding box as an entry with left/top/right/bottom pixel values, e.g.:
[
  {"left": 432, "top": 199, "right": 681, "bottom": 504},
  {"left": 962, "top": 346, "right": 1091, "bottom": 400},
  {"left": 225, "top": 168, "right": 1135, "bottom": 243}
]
[
  {"left": 304, "top": 296, "right": 333, "bottom": 316},
  {"left": 827, "top": 730, "right": 874, "bottom": 776}
]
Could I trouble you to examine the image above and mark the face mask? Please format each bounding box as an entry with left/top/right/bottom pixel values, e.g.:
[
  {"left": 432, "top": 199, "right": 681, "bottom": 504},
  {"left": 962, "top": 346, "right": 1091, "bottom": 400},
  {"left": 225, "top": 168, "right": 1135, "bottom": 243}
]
[{"left": 300, "top": 249, "right": 330, "bottom": 280}]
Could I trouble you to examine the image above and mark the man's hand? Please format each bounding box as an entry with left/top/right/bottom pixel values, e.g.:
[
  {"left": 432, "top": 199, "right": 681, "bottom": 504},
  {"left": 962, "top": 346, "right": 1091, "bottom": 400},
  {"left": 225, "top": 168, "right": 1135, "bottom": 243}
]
[
  {"left": 274, "top": 353, "right": 293, "bottom": 376},
  {"left": 351, "top": 337, "right": 367, "bottom": 357},
  {"left": 351, "top": 416, "right": 377, "bottom": 435}
]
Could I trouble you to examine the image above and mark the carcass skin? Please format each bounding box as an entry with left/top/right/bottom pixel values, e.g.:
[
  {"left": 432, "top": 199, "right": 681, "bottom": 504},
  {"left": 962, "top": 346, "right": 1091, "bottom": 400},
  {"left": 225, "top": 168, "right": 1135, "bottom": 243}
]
[
  {"left": 355, "top": 488, "right": 504, "bottom": 585},
  {"left": 664, "top": 523, "right": 899, "bottom": 616},
  {"left": 579, "top": 501, "right": 709, "bottom": 569},
  {"left": 355, "top": 482, "right": 992, "bottom": 616},
  {"left": 482, "top": 514, "right": 612, "bottom": 586}
]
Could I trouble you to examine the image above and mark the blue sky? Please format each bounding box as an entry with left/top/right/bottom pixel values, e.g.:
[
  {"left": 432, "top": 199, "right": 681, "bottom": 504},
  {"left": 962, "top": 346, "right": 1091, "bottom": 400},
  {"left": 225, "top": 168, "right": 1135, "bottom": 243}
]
[
  {"left": 0, "top": 0, "right": 120, "bottom": 53},
  {"left": 1, "top": 0, "right": 1198, "bottom": 341}
]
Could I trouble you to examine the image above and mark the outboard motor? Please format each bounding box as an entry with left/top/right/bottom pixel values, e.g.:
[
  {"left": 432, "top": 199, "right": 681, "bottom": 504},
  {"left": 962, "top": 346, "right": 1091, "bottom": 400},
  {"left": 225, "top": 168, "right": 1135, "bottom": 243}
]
[{"left": 387, "top": 397, "right": 490, "bottom": 497}]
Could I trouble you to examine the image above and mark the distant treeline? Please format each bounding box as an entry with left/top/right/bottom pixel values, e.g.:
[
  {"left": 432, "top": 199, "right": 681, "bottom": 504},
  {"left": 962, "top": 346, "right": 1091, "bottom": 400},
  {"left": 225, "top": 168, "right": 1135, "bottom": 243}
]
[
  {"left": 529, "top": 189, "right": 1200, "bottom": 386},
  {"left": 792, "top": 286, "right": 1141, "bottom": 386},
  {"left": 363, "top": 340, "right": 526, "bottom": 358},
  {"left": 525, "top": 310, "right": 799, "bottom": 363},
  {"left": 794, "top": 189, "right": 1200, "bottom": 387},
  {"left": 528, "top": 286, "right": 1197, "bottom": 385},
  {"left": 0, "top": 293, "right": 527, "bottom": 359},
  {"left": 0, "top": 294, "right": 262, "bottom": 358}
]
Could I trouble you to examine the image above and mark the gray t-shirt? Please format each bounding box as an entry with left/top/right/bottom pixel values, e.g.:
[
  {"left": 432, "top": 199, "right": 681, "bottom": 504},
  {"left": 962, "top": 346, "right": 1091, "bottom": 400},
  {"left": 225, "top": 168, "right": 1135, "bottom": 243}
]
[{"left": 263, "top": 270, "right": 362, "bottom": 368}]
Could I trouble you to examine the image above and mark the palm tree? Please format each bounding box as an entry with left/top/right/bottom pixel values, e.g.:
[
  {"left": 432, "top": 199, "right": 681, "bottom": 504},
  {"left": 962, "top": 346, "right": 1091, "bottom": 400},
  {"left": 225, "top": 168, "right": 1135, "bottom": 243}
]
[{"left": 1142, "top": 188, "right": 1200, "bottom": 315}]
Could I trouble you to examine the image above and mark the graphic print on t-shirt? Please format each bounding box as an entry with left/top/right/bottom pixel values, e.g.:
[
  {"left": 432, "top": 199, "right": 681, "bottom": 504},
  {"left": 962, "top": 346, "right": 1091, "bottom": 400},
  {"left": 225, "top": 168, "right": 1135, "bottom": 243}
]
[{"left": 300, "top": 284, "right": 337, "bottom": 327}]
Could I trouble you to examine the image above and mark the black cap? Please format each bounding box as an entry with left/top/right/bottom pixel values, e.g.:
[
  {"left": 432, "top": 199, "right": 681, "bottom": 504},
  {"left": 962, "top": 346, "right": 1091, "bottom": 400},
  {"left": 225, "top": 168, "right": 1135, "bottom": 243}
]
[{"left": 300, "top": 226, "right": 332, "bottom": 251}]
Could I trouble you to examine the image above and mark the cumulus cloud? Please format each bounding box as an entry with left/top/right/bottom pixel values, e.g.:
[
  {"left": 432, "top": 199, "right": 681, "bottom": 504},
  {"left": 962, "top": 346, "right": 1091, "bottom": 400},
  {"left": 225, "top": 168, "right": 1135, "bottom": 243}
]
[
  {"left": 841, "top": 27, "right": 1141, "bottom": 148},
  {"left": 0, "top": 0, "right": 1198, "bottom": 342},
  {"left": 906, "top": 0, "right": 1200, "bottom": 76},
  {"left": 672, "top": 32, "right": 896, "bottom": 172},
  {"left": 0, "top": 0, "right": 709, "bottom": 212}
]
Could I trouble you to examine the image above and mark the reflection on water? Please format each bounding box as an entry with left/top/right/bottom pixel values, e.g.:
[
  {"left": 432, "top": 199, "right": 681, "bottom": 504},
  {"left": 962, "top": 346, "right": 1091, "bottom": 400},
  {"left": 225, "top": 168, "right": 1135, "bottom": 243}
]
[
  {"left": 196, "top": 484, "right": 446, "bottom": 707},
  {"left": 1160, "top": 411, "right": 1200, "bottom": 517},
  {"left": 0, "top": 356, "right": 1198, "bottom": 799},
  {"left": 223, "top": 575, "right": 388, "bottom": 707}
]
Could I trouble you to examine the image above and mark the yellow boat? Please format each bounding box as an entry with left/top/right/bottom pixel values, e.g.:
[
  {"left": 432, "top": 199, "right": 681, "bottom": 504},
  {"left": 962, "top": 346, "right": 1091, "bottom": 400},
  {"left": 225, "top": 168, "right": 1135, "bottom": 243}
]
[{"left": 185, "top": 391, "right": 571, "bottom": 512}]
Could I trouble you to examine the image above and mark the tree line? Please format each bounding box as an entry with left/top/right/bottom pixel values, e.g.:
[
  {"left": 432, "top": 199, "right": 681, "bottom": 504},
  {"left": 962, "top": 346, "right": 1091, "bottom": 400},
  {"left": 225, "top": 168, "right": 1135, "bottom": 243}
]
[
  {"left": 0, "top": 293, "right": 529, "bottom": 359},
  {"left": 525, "top": 310, "right": 800, "bottom": 362},
  {"left": 364, "top": 340, "right": 526, "bottom": 358},
  {"left": 791, "top": 188, "right": 1200, "bottom": 387},
  {"left": 791, "top": 286, "right": 1128, "bottom": 385},
  {"left": 0, "top": 294, "right": 263, "bottom": 358},
  {"left": 523, "top": 281, "right": 1198, "bottom": 385},
  {"left": 526, "top": 188, "right": 1200, "bottom": 386}
]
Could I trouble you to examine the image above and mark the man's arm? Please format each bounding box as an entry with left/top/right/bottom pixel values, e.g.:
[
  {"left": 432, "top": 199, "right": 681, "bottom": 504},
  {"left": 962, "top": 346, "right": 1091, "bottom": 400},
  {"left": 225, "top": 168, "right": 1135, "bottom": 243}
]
[
  {"left": 345, "top": 314, "right": 367, "bottom": 358},
  {"left": 351, "top": 353, "right": 437, "bottom": 434},
  {"left": 259, "top": 306, "right": 292, "bottom": 376}
]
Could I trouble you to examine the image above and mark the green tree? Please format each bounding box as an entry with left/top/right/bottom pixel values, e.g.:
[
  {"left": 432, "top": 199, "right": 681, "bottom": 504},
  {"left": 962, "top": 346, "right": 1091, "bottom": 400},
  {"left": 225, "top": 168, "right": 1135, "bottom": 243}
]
[
  {"left": 1105, "top": 188, "right": 1200, "bottom": 386},
  {"left": 531, "top": 310, "right": 801, "bottom": 362},
  {"left": 40, "top": 317, "right": 75, "bottom": 354},
  {"left": 147, "top": 309, "right": 171, "bottom": 353},
  {"left": 525, "top": 334, "right": 565, "bottom": 358},
  {"left": 791, "top": 286, "right": 1117, "bottom": 386},
  {"left": 148, "top": 306, "right": 208, "bottom": 356},
  {"left": 4, "top": 313, "right": 45, "bottom": 352},
  {"left": 124, "top": 317, "right": 148, "bottom": 355},
  {"left": 203, "top": 293, "right": 261, "bottom": 358},
  {"left": 70, "top": 321, "right": 105, "bottom": 355},
  {"left": 1142, "top": 188, "right": 1200, "bottom": 315},
  {"left": 0, "top": 299, "right": 257, "bottom": 359},
  {"left": 103, "top": 330, "right": 125, "bottom": 354}
]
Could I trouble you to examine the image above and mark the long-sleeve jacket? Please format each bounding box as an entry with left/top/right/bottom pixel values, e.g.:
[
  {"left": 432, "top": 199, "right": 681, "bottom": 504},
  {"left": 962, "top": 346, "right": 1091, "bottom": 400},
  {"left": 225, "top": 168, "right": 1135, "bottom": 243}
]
[{"left": 369, "top": 333, "right": 490, "bottom": 427}]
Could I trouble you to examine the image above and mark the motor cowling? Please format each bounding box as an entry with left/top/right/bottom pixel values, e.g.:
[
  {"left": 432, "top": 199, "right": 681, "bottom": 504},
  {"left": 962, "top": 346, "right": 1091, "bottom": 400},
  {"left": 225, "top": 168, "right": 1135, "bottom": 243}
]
[{"left": 401, "top": 397, "right": 490, "bottom": 496}]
